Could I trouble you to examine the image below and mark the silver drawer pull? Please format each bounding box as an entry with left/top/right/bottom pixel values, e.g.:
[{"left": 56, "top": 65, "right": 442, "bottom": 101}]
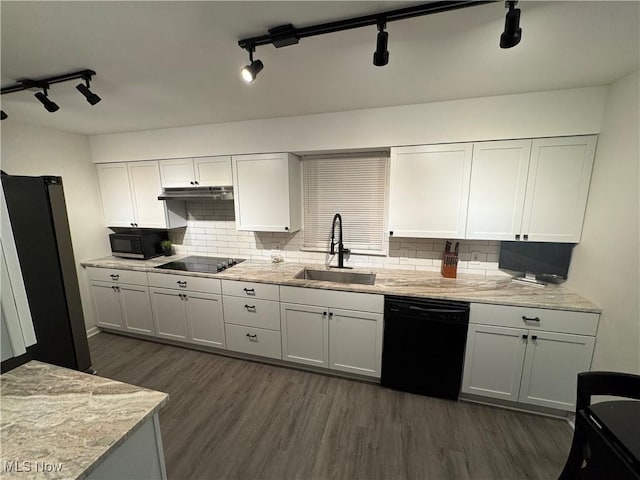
[
  {"left": 244, "top": 304, "right": 256, "bottom": 312},
  {"left": 110, "top": 274, "right": 119, "bottom": 280},
  {"left": 246, "top": 333, "right": 258, "bottom": 342},
  {"left": 177, "top": 281, "right": 188, "bottom": 287},
  {"left": 522, "top": 315, "right": 541, "bottom": 322},
  {"left": 243, "top": 288, "right": 256, "bottom": 295}
]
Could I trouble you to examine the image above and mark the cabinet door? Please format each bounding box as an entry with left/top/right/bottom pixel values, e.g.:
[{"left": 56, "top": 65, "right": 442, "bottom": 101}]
[
  {"left": 159, "top": 159, "right": 195, "bottom": 188},
  {"left": 185, "top": 292, "right": 225, "bottom": 348},
  {"left": 519, "top": 331, "right": 595, "bottom": 411},
  {"left": 280, "top": 303, "right": 329, "bottom": 368},
  {"left": 461, "top": 324, "right": 527, "bottom": 402},
  {"left": 149, "top": 287, "right": 188, "bottom": 341},
  {"left": 119, "top": 284, "right": 155, "bottom": 335},
  {"left": 128, "top": 161, "right": 168, "bottom": 228},
  {"left": 233, "top": 154, "right": 294, "bottom": 232},
  {"left": 96, "top": 163, "right": 135, "bottom": 227},
  {"left": 389, "top": 144, "right": 472, "bottom": 238},
  {"left": 466, "top": 140, "right": 532, "bottom": 240},
  {"left": 522, "top": 136, "right": 597, "bottom": 242},
  {"left": 90, "top": 281, "right": 124, "bottom": 330},
  {"left": 195, "top": 157, "right": 232, "bottom": 186},
  {"left": 329, "top": 308, "right": 383, "bottom": 378}
]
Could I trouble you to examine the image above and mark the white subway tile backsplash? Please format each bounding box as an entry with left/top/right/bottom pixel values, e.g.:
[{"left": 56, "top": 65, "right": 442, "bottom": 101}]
[{"left": 169, "top": 202, "right": 506, "bottom": 277}]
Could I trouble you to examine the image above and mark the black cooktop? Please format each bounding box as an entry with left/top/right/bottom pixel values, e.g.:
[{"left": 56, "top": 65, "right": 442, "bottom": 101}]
[{"left": 155, "top": 255, "right": 245, "bottom": 273}]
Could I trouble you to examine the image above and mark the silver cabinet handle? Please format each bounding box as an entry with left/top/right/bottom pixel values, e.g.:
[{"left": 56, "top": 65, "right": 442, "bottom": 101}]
[
  {"left": 246, "top": 333, "right": 258, "bottom": 342},
  {"left": 522, "top": 316, "right": 540, "bottom": 323},
  {"left": 177, "top": 281, "right": 187, "bottom": 287},
  {"left": 243, "top": 288, "right": 256, "bottom": 295},
  {"left": 110, "top": 274, "right": 119, "bottom": 280},
  {"left": 244, "top": 304, "right": 256, "bottom": 312}
]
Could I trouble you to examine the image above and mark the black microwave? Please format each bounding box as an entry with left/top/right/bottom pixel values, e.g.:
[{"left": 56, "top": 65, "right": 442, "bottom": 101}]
[{"left": 109, "top": 231, "right": 168, "bottom": 259}]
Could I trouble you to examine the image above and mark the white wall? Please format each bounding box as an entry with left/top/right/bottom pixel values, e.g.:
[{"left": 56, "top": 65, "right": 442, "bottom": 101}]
[
  {"left": 89, "top": 86, "right": 607, "bottom": 163},
  {"left": 567, "top": 70, "right": 640, "bottom": 374},
  {"left": 1, "top": 122, "right": 111, "bottom": 332}
]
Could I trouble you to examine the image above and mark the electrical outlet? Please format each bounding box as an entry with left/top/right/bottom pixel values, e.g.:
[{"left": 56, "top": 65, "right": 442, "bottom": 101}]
[{"left": 470, "top": 252, "right": 482, "bottom": 266}]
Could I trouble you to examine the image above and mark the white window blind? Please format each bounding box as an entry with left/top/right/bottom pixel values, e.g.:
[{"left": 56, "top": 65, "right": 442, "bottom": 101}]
[{"left": 303, "top": 155, "right": 388, "bottom": 253}]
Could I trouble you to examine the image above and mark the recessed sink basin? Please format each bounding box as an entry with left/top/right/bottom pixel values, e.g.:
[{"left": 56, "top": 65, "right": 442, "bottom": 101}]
[{"left": 295, "top": 268, "right": 376, "bottom": 285}]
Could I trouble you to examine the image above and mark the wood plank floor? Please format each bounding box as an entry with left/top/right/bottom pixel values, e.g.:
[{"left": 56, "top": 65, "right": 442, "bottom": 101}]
[{"left": 89, "top": 332, "right": 573, "bottom": 480}]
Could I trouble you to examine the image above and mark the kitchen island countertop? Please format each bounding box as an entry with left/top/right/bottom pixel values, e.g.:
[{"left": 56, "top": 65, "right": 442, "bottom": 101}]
[
  {"left": 0, "top": 361, "right": 168, "bottom": 479},
  {"left": 82, "top": 255, "right": 601, "bottom": 313}
]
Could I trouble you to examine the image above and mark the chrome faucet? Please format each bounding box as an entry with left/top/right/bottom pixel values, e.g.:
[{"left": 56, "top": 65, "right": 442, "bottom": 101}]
[{"left": 330, "top": 213, "right": 350, "bottom": 268}]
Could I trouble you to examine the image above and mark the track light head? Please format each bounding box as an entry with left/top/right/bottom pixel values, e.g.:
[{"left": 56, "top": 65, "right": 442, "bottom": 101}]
[
  {"left": 76, "top": 82, "right": 101, "bottom": 105},
  {"left": 34, "top": 88, "right": 59, "bottom": 113},
  {"left": 500, "top": 1, "right": 522, "bottom": 49},
  {"left": 0, "top": 110, "right": 7, "bottom": 120},
  {"left": 241, "top": 46, "right": 264, "bottom": 84},
  {"left": 373, "top": 21, "right": 389, "bottom": 67}
]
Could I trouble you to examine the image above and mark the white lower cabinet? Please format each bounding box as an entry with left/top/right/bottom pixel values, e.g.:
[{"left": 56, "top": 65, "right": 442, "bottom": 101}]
[
  {"left": 147, "top": 273, "right": 225, "bottom": 348},
  {"left": 329, "top": 308, "right": 382, "bottom": 377},
  {"left": 88, "top": 268, "right": 155, "bottom": 335},
  {"left": 280, "top": 287, "right": 384, "bottom": 378},
  {"left": 225, "top": 323, "right": 282, "bottom": 359},
  {"left": 149, "top": 287, "right": 225, "bottom": 348},
  {"left": 150, "top": 287, "right": 188, "bottom": 341},
  {"left": 221, "top": 280, "right": 282, "bottom": 359},
  {"left": 461, "top": 303, "right": 598, "bottom": 411},
  {"left": 280, "top": 303, "right": 329, "bottom": 368}
]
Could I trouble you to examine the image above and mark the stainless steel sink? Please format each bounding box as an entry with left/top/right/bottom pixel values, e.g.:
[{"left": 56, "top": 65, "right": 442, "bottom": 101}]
[{"left": 295, "top": 268, "right": 376, "bottom": 285}]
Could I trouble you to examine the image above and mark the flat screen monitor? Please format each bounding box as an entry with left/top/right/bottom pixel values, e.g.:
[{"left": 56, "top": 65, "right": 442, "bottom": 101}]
[{"left": 499, "top": 241, "right": 576, "bottom": 279}]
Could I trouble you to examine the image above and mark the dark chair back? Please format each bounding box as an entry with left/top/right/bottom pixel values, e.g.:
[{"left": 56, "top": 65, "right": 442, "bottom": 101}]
[{"left": 558, "top": 371, "right": 640, "bottom": 480}]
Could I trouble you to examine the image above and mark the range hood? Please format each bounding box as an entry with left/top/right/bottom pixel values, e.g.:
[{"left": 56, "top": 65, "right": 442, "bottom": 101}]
[{"left": 158, "top": 186, "right": 234, "bottom": 201}]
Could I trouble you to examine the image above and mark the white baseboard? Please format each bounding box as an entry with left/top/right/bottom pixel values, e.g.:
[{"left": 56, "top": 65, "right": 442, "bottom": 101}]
[{"left": 86, "top": 327, "right": 100, "bottom": 338}]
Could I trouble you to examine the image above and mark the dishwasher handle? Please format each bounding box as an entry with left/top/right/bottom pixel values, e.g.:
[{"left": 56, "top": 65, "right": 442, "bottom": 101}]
[{"left": 407, "top": 305, "right": 469, "bottom": 315}]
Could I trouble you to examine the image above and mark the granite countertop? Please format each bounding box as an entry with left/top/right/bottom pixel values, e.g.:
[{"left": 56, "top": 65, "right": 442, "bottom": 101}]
[
  {"left": 0, "top": 361, "right": 168, "bottom": 480},
  {"left": 82, "top": 255, "right": 601, "bottom": 313}
]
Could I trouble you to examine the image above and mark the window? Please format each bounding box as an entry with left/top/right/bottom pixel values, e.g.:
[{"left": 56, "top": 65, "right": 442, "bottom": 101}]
[{"left": 302, "top": 154, "right": 388, "bottom": 254}]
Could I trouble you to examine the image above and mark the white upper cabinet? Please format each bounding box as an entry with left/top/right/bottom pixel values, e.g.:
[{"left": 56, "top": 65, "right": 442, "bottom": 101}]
[
  {"left": 159, "top": 157, "right": 232, "bottom": 188},
  {"left": 522, "top": 136, "right": 597, "bottom": 242},
  {"left": 389, "top": 144, "right": 473, "bottom": 239},
  {"left": 159, "top": 158, "right": 196, "bottom": 188},
  {"left": 194, "top": 157, "right": 233, "bottom": 186},
  {"left": 128, "top": 162, "right": 171, "bottom": 229},
  {"left": 232, "top": 153, "right": 302, "bottom": 232},
  {"left": 466, "top": 140, "right": 532, "bottom": 240},
  {"left": 97, "top": 161, "right": 186, "bottom": 229},
  {"left": 96, "top": 163, "right": 136, "bottom": 227}
]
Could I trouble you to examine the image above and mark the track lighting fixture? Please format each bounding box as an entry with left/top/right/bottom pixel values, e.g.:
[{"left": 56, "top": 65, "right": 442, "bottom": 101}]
[
  {"left": 76, "top": 74, "right": 101, "bottom": 105},
  {"left": 373, "top": 21, "right": 389, "bottom": 67},
  {"left": 0, "top": 111, "right": 7, "bottom": 121},
  {"left": 237, "top": 1, "right": 525, "bottom": 83},
  {"left": 500, "top": 1, "right": 522, "bottom": 49},
  {"left": 1, "top": 69, "right": 100, "bottom": 118},
  {"left": 34, "top": 87, "right": 60, "bottom": 113},
  {"left": 240, "top": 46, "right": 264, "bottom": 84}
]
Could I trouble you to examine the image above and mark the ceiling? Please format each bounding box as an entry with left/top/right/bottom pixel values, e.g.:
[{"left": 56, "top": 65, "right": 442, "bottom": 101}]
[{"left": 1, "top": 1, "right": 638, "bottom": 136}]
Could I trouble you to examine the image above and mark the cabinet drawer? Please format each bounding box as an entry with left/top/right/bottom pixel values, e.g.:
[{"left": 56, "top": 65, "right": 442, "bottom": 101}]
[
  {"left": 147, "top": 272, "right": 221, "bottom": 294},
  {"left": 223, "top": 296, "right": 281, "bottom": 331},
  {"left": 87, "top": 267, "right": 147, "bottom": 285},
  {"left": 470, "top": 303, "right": 599, "bottom": 336},
  {"left": 225, "top": 324, "right": 282, "bottom": 359},
  {"left": 222, "top": 280, "right": 279, "bottom": 301},
  {"left": 280, "top": 286, "right": 383, "bottom": 313}
]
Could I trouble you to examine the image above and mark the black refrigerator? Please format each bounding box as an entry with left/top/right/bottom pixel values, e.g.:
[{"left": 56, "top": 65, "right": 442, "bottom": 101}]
[{"left": 1, "top": 173, "right": 93, "bottom": 373}]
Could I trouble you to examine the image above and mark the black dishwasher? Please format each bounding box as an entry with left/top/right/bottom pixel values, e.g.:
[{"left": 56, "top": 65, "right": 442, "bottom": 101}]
[{"left": 381, "top": 296, "right": 470, "bottom": 400}]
